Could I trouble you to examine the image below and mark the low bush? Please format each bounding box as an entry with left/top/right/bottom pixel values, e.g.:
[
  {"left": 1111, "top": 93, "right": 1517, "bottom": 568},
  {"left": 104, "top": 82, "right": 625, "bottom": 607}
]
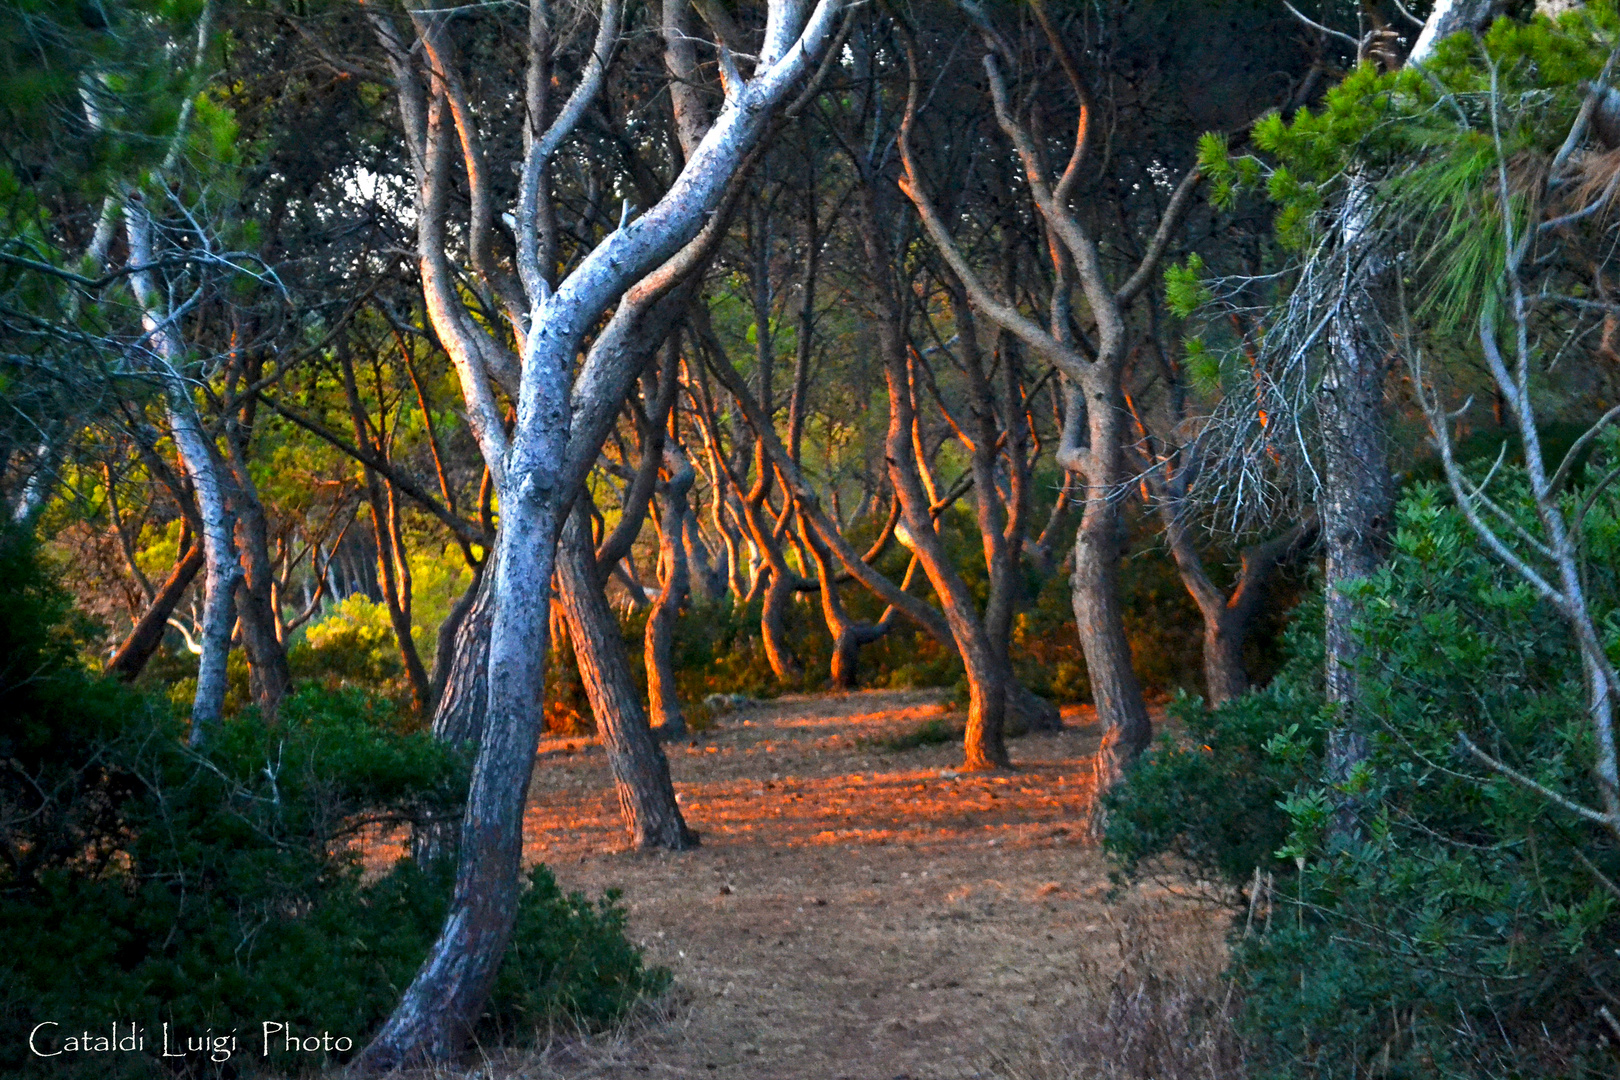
[
  {"left": 1103, "top": 482, "right": 1620, "bottom": 1078},
  {"left": 1102, "top": 600, "right": 1330, "bottom": 886},
  {"left": 0, "top": 531, "right": 666, "bottom": 1077}
]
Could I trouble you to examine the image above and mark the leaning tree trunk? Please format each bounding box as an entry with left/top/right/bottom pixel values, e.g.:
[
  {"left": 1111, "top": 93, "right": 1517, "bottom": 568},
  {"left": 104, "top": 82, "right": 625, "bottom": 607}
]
[
  {"left": 357, "top": 0, "right": 847, "bottom": 1062},
  {"left": 357, "top": 458, "right": 563, "bottom": 1068},
  {"left": 127, "top": 196, "right": 239, "bottom": 746},
  {"left": 645, "top": 443, "right": 694, "bottom": 738},
  {"left": 801, "top": 514, "right": 895, "bottom": 689},
  {"left": 108, "top": 539, "right": 203, "bottom": 681},
  {"left": 1162, "top": 500, "right": 1317, "bottom": 707},
  {"left": 558, "top": 505, "right": 697, "bottom": 848},
  {"left": 1070, "top": 383, "right": 1153, "bottom": 787}
]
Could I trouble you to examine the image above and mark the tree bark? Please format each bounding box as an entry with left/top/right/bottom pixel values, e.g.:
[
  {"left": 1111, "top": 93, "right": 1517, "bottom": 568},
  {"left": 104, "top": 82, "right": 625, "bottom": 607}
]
[
  {"left": 1322, "top": 181, "right": 1396, "bottom": 711},
  {"left": 1316, "top": 0, "right": 1496, "bottom": 808},
  {"left": 1162, "top": 510, "right": 1317, "bottom": 706},
  {"left": 357, "top": 0, "right": 847, "bottom": 1061},
  {"left": 1069, "top": 418, "right": 1152, "bottom": 785},
  {"left": 558, "top": 504, "right": 697, "bottom": 848},
  {"left": 107, "top": 538, "right": 203, "bottom": 681},
  {"left": 645, "top": 441, "right": 694, "bottom": 737},
  {"left": 225, "top": 433, "right": 291, "bottom": 720},
  {"left": 359, "top": 485, "right": 561, "bottom": 1067},
  {"left": 126, "top": 195, "right": 239, "bottom": 746},
  {"left": 412, "top": 561, "right": 492, "bottom": 866},
  {"left": 430, "top": 562, "right": 488, "bottom": 726}
]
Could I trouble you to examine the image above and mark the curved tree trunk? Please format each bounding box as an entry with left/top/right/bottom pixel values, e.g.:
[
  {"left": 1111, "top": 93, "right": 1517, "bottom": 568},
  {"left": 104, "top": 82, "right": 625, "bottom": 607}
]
[
  {"left": 1069, "top": 383, "right": 1152, "bottom": 788},
  {"left": 358, "top": 482, "right": 561, "bottom": 1068},
  {"left": 356, "top": 0, "right": 848, "bottom": 1060},
  {"left": 108, "top": 538, "right": 203, "bottom": 681},
  {"left": 127, "top": 196, "right": 239, "bottom": 747},
  {"left": 645, "top": 443, "right": 694, "bottom": 738},
  {"left": 558, "top": 504, "right": 697, "bottom": 849},
  {"left": 802, "top": 514, "right": 895, "bottom": 690},
  {"left": 758, "top": 562, "right": 802, "bottom": 683},
  {"left": 1162, "top": 506, "right": 1317, "bottom": 707}
]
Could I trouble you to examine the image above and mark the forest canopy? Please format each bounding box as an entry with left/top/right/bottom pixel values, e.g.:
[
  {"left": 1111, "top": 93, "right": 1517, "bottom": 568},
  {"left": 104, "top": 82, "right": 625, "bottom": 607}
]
[{"left": 2, "top": 0, "right": 1618, "bottom": 1076}]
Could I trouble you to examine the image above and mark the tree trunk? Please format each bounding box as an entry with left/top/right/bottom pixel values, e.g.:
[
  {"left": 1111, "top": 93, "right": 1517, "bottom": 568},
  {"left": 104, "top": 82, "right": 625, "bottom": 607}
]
[
  {"left": 1006, "top": 680, "right": 1063, "bottom": 734},
  {"left": 683, "top": 504, "right": 724, "bottom": 601},
  {"left": 429, "top": 562, "right": 488, "bottom": 724},
  {"left": 355, "top": 477, "right": 561, "bottom": 1069},
  {"left": 107, "top": 539, "right": 203, "bottom": 681},
  {"left": 412, "top": 562, "right": 493, "bottom": 866},
  {"left": 1071, "top": 496, "right": 1152, "bottom": 786},
  {"left": 558, "top": 504, "right": 697, "bottom": 849},
  {"left": 645, "top": 443, "right": 693, "bottom": 738},
  {"left": 1069, "top": 379, "right": 1153, "bottom": 787},
  {"left": 227, "top": 460, "right": 292, "bottom": 719},
  {"left": 1317, "top": 0, "right": 1494, "bottom": 780},
  {"left": 759, "top": 564, "right": 801, "bottom": 684},
  {"left": 1202, "top": 613, "right": 1250, "bottom": 705},
  {"left": 1321, "top": 185, "right": 1395, "bottom": 710},
  {"left": 126, "top": 196, "right": 239, "bottom": 746},
  {"left": 357, "top": 0, "right": 848, "bottom": 1059},
  {"left": 801, "top": 513, "right": 895, "bottom": 690},
  {"left": 1161, "top": 494, "right": 1318, "bottom": 707}
]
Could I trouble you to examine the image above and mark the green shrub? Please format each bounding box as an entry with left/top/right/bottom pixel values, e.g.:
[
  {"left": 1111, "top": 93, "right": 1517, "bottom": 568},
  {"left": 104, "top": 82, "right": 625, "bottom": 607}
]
[
  {"left": 0, "top": 531, "right": 664, "bottom": 1077},
  {"left": 1104, "top": 482, "right": 1620, "bottom": 1078},
  {"left": 487, "top": 868, "right": 670, "bottom": 1042},
  {"left": 1102, "top": 599, "right": 1330, "bottom": 885}
]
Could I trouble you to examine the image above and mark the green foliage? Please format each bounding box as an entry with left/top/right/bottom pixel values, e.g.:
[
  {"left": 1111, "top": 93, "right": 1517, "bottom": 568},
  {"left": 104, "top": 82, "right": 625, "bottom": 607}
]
[
  {"left": 0, "top": 533, "right": 663, "bottom": 1076},
  {"left": 291, "top": 594, "right": 405, "bottom": 685},
  {"left": 1165, "top": 254, "right": 1213, "bottom": 318},
  {"left": 1102, "top": 603, "right": 1330, "bottom": 885},
  {"left": 488, "top": 868, "right": 670, "bottom": 1043},
  {"left": 1105, "top": 474, "right": 1620, "bottom": 1077}
]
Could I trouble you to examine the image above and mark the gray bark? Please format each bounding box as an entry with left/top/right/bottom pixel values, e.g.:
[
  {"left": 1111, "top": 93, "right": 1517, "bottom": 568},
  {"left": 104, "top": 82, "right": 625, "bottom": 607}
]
[
  {"left": 1318, "top": 0, "right": 1497, "bottom": 807},
  {"left": 126, "top": 196, "right": 239, "bottom": 746}
]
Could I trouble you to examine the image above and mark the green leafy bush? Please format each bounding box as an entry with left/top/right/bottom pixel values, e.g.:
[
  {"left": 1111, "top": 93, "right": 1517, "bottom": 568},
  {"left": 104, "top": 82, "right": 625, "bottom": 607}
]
[
  {"left": 1102, "top": 600, "right": 1330, "bottom": 885},
  {"left": 0, "top": 531, "right": 665, "bottom": 1077},
  {"left": 1104, "top": 482, "right": 1620, "bottom": 1078},
  {"left": 488, "top": 868, "right": 670, "bottom": 1043}
]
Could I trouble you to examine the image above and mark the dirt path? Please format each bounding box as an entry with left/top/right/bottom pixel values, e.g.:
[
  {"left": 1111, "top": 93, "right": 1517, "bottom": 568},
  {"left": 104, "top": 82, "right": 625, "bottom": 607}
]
[{"left": 427, "top": 690, "right": 1224, "bottom": 1080}]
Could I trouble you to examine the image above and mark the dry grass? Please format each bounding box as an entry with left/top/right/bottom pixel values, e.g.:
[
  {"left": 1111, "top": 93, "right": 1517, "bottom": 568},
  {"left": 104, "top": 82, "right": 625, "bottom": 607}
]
[{"left": 978, "top": 910, "right": 1245, "bottom": 1080}]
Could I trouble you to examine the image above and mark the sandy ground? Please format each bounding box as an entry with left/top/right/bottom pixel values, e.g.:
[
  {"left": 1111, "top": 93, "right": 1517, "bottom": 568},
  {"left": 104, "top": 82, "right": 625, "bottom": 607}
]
[{"left": 389, "top": 689, "right": 1226, "bottom": 1080}]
